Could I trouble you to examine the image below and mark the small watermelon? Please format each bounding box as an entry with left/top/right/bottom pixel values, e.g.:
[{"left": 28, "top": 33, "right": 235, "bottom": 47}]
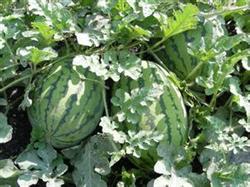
[{"left": 28, "top": 60, "right": 104, "bottom": 148}]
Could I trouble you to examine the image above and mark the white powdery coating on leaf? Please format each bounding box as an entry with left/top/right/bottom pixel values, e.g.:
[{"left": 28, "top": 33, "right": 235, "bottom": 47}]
[{"left": 75, "top": 32, "right": 93, "bottom": 47}]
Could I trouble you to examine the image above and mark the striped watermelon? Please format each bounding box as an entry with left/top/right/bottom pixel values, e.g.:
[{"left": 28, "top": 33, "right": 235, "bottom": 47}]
[
  {"left": 28, "top": 60, "right": 104, "bottom": 148},
  {"left": 113, "top": 61, "right": 187, "bottom": 146},
  {"left": 157, "top": 16, "right": 226, "bottom": 80}
]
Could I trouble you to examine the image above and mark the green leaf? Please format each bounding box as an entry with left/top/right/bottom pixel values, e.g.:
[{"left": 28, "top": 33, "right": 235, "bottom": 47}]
[
  {"left": 61, "top": 144, "right": 83, "bottom": 160},
  {"left": 0, "top": 159, "right": 19, "bottom": 179},
  {"left": 19, "top": 83, "right": 34, "bottom": 110},
  {"left": 197, "top": 49, "right": 250, "bottom": 96},
  {"left": 46, "top": 178, "right": 65, "bottom": 187},
  {"left": 0, "top": 37, "right": 5, "bottom": 50},
  {"left": 125, "top": 130, "right": 163, "bottom": 158},
  {"left": 0, "top": 113, "right": 13, "bottom": 143},
  {"left": 103, "top": 50, "right": 142, "bottom": 81},
  {"left": 71, "top": 135, "right": 116, "bottom": 187},
  {"left": 17, "top": 173, "right": 39, "bottom": 187},
  {"left": 76, "top": 14, "right": 111, "bottom": 47},
  {"left": 32, "top": 22, "right": 56, "bottom": 44},
  {"left": 75, "top": 32, "right": 93, "bottom": 47},
  {"left": 234, "top": 12, "right": 250, "bottom": 33},
  {"left": 209, "top": 163, "right": 250, "bottom": 187},
  {"left": 28, "top": 0, "right": 76, "bottom": 33},
  {"left": 17, "top": 46, "right": 58, "bottom": 64},
  {"left": 242, "top": 57, "right": 250, "bottom": 70},
  {"left": 73, "top": 54, "right": 108, "bottom": 78},
  {"left": 15, "top": 143, "right": 68, "bottom": 186},
  {"left": 111, "top": 84, "right": 164, "bottom": 124},
  {"left": 73, "top": 50, "right": 142, "bottom": 81},
  {"left": 214, "top": 34, "right": 250, "bottom": 52},
  {"left": 154, "top": 4, "right": 199, "bottom": 39},
  {"left": 0, "top": 14, "right": 26, "bottom": 39},
  {"left": 156, "top": 142, "right": 185, "bottom": 174},
  {"left": 126, "top": 0, "right": 164, "bottom": 18},
  {"left": 0, "top": 98, "right": 7, "bottom": 106},
  {"left": 99, "top": 117, "right": 126, "bottom": 144},
  {"left": 119, "top": 168, "right": 136, "bottom": 187},
  {"left": 149, "top": 168, "right": 209, "bottom": 187},
  {"left": 30, "top": 47, "right": 58, "bottom": 64}
]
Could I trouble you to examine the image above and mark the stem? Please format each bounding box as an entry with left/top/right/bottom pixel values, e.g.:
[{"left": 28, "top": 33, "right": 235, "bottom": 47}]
[
  {"left": 38, "top": 53, "right": 76, "bottom": 72},
  {"left": 102, "top": 83, "right": 121, "bottom": 153},
  {"left": 209, "top": 50, "right": 250, "bottom": 108},
  {"left": 117, "top": 41, "right": 142, "bottom": 51},
  {"left": 228, "top": 98, "right": 233, "bottom": 127},
  {"left": 102, "top": 87, "right": 109, "bottom": 118},
  {"left": 151, "top": 45, "right": 166, "bottom": 53},
  {"left": 0, "top": 75, "right": 31, "bottom": 93},
  {"left": 150, "top": 37, "right": 167, "bottom": 52},
  {"left": 4, "top": 39, "right": 18, "bottom": 64},
  {"left": 0, "top": 53, "right": 79, "bottom": 94},
  {"left": 65, "top": 39, "right": 70, "bottom": 55},
  {"left": 127, "top": 156, "right": 153, "bottom": 172},
  {"left": 0, "top": 82, "right": 9, "bottom": 115},
  {"left": 136, "top": 44, "right": 166, "bottom": 57},
  {"left": 148, "top": 47, "right": 168, "bottom": 70},
  {"left": 83, "top": 78, "right": 109, "bottom": 89},
  {"left": 185, "top": 59, "right": 205, "bottom": 81},
  {"left": 209, "top": 92, "right": 218, "bottom": 108},
  {"left": 200, "top": 5, "right": 249, "bottom": 18},
  {"left": 52, "top": 53, "right": 75, "bottom": 64},
  {"left": 70, "top": 38, "right": 80, "bottom": 53},
  {"left": 0, "top": 64, "right": 19, "bottom": 72}
]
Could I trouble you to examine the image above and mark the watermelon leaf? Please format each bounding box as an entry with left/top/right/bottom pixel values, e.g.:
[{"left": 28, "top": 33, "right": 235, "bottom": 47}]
[
  {"left": 153, "top": 3, "right": 199, "bottom": 49},
  {"left": 153, "top": 142, "right": 210, "bottom": 187},
  {"left": 100, "top": 116, "right": 163, "bottom": 161},
  {"left": 27, "top": 0, "right": 77, "bottom": 33},
  {"left": 15, "top": 143, "right": 68, "bottom": 186},
  {"left": 71, "top": 135, "right": 115, "bottom": 187},
  {"left": 0, "top": 113, "right": 13, "bottom": 143},
  {"left": 111, "top": 84, "right": 164, "bottom": 124},
  {"left": 76, "top": 14, "right": 111, "bottom": 47},
  {"left": 73, "top": 50, "right": 142, "bottom": 81},
  {"left": 32, "top": 22, "right": 56, "bottom": 45},
  {"left": 16, "top": 46, "right": 58, "bottom": 64},
  {"left": 0, "top": 98, "right": 7, "bottom": 106},
  {"left": 0, "top": 159, "right": 19, "bottom": 179}
]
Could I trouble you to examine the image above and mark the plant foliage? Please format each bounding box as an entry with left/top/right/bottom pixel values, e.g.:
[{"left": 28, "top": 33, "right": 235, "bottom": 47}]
[{"left": 0, "top": 0, "right": 249, "bottom": 186}]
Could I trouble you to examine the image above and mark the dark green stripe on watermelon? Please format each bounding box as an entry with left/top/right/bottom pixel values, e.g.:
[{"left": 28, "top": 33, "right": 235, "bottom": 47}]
[{"left": 158, "top": 97, "right": 172, "bottom": 144}]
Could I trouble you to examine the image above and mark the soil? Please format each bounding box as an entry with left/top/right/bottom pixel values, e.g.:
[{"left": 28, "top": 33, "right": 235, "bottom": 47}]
[{"left": 0, "top": 87, "right": 31, "bottom": 160}]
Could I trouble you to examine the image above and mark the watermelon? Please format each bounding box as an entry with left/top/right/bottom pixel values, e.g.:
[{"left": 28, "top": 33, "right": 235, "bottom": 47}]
[
  {"left": 112, "top": 61, "right": 188, "bottom": 146},
  {"left": 157, "top": 16, "right": 226, "bottom": 80},
  {"left": 28, "top": 60, "right": 104, "bottom": 148}
]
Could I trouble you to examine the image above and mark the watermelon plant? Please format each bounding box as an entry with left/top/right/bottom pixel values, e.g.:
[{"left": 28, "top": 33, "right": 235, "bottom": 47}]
[{"left": 0, "top": 0, "right": 250, "bottom": 187}]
